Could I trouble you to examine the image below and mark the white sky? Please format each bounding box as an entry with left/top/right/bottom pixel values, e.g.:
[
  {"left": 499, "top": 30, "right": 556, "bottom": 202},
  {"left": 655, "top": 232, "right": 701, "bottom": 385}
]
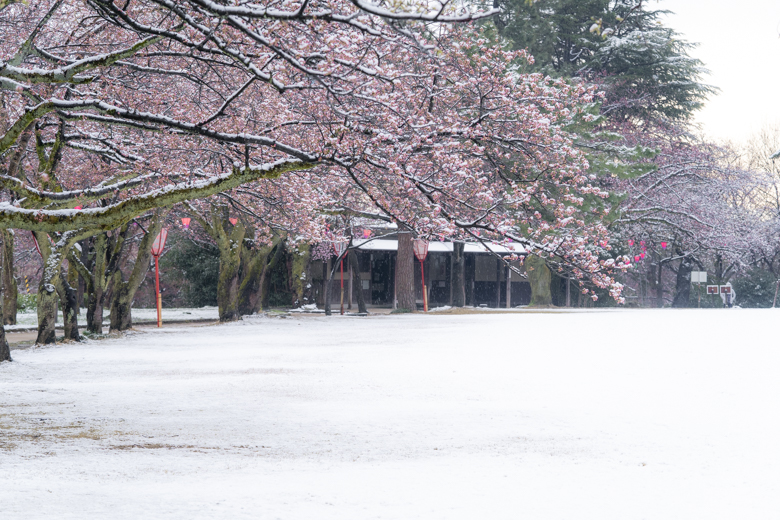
[{"left": 656, "top": 0, "right": 780, "bottom": 145}]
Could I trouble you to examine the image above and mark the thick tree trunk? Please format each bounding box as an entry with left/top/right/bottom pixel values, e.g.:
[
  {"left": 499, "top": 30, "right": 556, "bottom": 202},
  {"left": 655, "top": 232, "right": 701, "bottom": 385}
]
[
  {"left": 108, "top": 213, "right": 164, "bottom": 332},
  {"left": 36, "top": 281, "right": 58, "bottom": 344},
  {"left": 85, "top": 234, "right": 109, "bottom": 334},
  {"left": 87, "top": 291, "right": 104, "bottom": 334},
  {"left": 527, "top": 254, "right": 553, "bottom": 307},
  {"left": 348, "top": 250, "right": 367, "bottom": 314},
  {"left": 672, "top": 255, "right": 693, "bottom": 308},
  {"left": 452, "top": 242, "right": 465, "bottom": 307},
  {"left": 2, "top": 229, "right": 17, "bottom": 325},
  {"left": 395, "top": 232, "right": 415, "bottom": 311},
  {"left": 109, "top": 280, "right": 133, "bottom": 331},
  {"left": 237, "top": 252, "right": 266, "bottom": 316},
  {"left": 290, "top": 242, "right": 312, "bottom": 309},
  {"left": 259, "top": 242, "right": 285, "bottom": 312},
  {"left": 56, "top": 274, "right": 80, "bottom": 341},
  {"left": 0, "top": 289, "right": 10, "bottom": 362},
  {"left": 217, "top": 250, "right": 241, "bottom": 321}
]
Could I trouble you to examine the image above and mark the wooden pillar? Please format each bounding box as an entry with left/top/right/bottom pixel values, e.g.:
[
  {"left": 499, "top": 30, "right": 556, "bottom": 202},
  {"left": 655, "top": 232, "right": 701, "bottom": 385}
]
[
  {"left": 506, "top": 263, "right": 511, "bottom": 308},
  {"left": 495, "top": 257, "right": 501, "bottom": 308},
  {"left": 348, "top": 261, "right": 353, "bottom": 309}
]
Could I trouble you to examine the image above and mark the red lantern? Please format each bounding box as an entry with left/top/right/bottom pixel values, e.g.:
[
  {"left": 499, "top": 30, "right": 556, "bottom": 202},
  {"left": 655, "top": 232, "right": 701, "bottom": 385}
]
[
  {"left": 600, "top": 240, "right": 607, "bottom": 247},
  {"left": 74, "top": 206, "right": 82, "bottom": 210},
  {"left": 362, "top": 229, "right": 373, "bottom": 238},
  {"left": 229, "top": 218, "right": 238, "bottom": 226},
  {"left": 412, "top": 239, "right": 429, "bottom": 262},
  {"left": 412, "top": 239, "right": 430, "bottom": 312},
  {"left": 640, "top": 240, "right": 645, "bottom": 246},
  {"left": 628, "top": 239, "right": 634, "bottom": 246},
  {"left": 181, "top": 217, "right": 191, "bottom": 230},
  {"left": 661, "top": 241, "right": 668, "bottom": 249},
  {"left": 640, "top": 252, "right": 645, "bottom": 259},
  {"left": 634, "top": 255, "right": 641, "bottom": 262}
]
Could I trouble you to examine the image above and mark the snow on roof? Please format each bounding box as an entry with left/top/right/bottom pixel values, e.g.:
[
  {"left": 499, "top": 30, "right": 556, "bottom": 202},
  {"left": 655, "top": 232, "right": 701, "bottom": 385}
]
[{"left": 353, "top": 239, "right": 526, "bottom": 254}]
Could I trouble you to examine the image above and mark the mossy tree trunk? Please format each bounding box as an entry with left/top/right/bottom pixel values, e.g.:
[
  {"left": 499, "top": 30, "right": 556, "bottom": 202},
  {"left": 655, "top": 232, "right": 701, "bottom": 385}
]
[
  {"left": 526, "top": 254, "right": 553, "bottom": 307},
  {"left": 71, "top": 226, "right": 131, "bottom": 334},
  {"left": 86, "top": 234, "right": 109, "bottom": 334},
  {"left": 290, "top": 242, "right": 312, "bottom": 309},
  {"left": 0, "top": 292, "right": 9, "bottom": 362},
  {"left": 109, "top": 213, "right": 164, "bottom": 331},
  {"left": 237, "top": 240, "right": 273, "bottom": 316},
  {"left": 2, "top": 229, "right": 17, "bottom": 325},
  {"left": 55, "top": 268, "right": 80, "bottom": 341},
  {"left": 190, "top": 205, "right": 245, "bottom": 322},
  {"left": 259, "top": 240, "right": 285, "bottom": 312},
  {"left": 35, "top": 231, "right": 64, "bottom": 344}
]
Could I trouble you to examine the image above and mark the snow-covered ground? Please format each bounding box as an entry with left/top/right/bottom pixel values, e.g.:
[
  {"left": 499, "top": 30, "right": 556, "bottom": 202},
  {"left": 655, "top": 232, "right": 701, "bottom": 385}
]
[
  {"left": 9, "top": 307, "right": 219, "bottom": 330},
  {"left": 1, "top": 309, "right": 778, "bottom": 519}
]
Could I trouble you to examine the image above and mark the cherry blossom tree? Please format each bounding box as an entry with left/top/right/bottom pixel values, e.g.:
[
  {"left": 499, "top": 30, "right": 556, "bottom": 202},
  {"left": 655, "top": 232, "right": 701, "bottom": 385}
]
[{"left": 0, "top": 0, "right": 633, "bottom": 354}]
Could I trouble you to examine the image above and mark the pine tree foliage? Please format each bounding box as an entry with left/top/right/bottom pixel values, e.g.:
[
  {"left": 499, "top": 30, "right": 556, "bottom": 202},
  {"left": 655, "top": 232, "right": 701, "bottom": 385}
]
[{"left": 489, "top": 0, "right": 715, "bottom": 122}]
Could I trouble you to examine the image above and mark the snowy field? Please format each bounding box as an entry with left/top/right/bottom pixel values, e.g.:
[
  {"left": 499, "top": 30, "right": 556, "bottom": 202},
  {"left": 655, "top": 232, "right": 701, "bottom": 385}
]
[
  {"left": 8, "top": 307, "right": 219, "bottom": 330},
  {"left": 1, "top": 309, "right": 779, "bottom": 519}
]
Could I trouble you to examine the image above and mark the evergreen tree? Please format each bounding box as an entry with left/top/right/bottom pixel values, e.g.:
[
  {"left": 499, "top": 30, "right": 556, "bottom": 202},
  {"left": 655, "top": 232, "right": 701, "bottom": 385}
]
[{"left": 489, "top": 0, "right": 715, "bottom": 123}]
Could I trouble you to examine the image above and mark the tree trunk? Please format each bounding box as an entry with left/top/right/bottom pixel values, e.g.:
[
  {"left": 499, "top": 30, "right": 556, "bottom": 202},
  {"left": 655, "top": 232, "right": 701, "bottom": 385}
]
[
  {"left": 108, "top": 213, "right": 164, "bottom": 332},
  {"left": 348, "top": 250, "right": 367, "bottom": 314},
  {"left": 36, "top": 281, "right": 58, "bottom": 344},
  {"left": 527, "top": 254, "right": 552, "bottom": 307},
  {"left": 0, "top": 285, "right": 10, "bottom": 362},
  {"left": 2, "top": 229, "right": 17, "bottom": 325},
  {"left": 36, "top": 232, "right": 66, "bottom": 344},
  {"left": 109, "top": 280, "right": 133, "bottom": 331},
  {"left": 237, "top": 249, "right": 268, "bottom": 316},
  {"left": 290, "top": 242, "right": 312, "bottom": 308},
  {"left": 451, "top": 242, "right": 465, "bottom": 307},
  {"left": 395, "top": 232, "right": 415, "bottom": 311},
  {"left": 217, "top": 252, "right": 241, "bottom": 321},
  {"left": 56, "top": 273, "right": 80, "bottom": 341},
  {"left": 87, "top": 290, "right": 104, "bottom": 334},
  {"left": 259, "top": 242, "right": 285, "bottom": 312},
  {"left": 672, "top": 255, "right": 693, "bottom": 308},
  {"left": 85, "top": 233, "right": 109, "bottom": 334},
  {"left": 324, "top": 258, "right": 336, "bottom": 316}
]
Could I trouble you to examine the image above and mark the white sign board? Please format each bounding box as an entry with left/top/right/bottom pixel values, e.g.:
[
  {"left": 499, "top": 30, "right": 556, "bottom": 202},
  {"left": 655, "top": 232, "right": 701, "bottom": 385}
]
[{"left": 691, "top": 271, "right": 707, "bottom": 283}]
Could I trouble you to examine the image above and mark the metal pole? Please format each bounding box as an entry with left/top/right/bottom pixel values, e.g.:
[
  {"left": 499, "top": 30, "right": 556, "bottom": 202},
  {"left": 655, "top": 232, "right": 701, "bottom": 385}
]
[
  {"left": 339, "top": 256, "right": 344, "bottom": 315},
  {"left": 420, "top": 259, "right": 428, "bottom": 312},
  {"left": 154, "top": 255, "right": 162, "bottom": 327}
]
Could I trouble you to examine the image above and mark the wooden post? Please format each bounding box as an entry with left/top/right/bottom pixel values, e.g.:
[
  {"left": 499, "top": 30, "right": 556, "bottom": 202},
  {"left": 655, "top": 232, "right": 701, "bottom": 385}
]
[
  {"left": 505, "top": 263, "right": 511, "bottom": 308},
  {"left": 348, "top": 261, "right": 353, "bottom": 309}
]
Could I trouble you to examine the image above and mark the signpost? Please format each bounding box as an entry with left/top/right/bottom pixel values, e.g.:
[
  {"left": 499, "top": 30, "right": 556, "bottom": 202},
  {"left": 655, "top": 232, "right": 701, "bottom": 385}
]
[
  {"left": 333, "top": 241, "right": 348, "bottom": 315},
  {"left": 151, "top": 228, "right": 168, "bottom": 327},
  {"left": 412, "top": 239, "right": 429, "bottom": 312}
]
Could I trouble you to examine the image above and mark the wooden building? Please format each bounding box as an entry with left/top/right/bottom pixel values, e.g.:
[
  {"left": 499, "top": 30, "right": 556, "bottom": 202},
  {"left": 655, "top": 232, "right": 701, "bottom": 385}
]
[{"left": 311, "top": 238, "right": 531, "bottom": 309}]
